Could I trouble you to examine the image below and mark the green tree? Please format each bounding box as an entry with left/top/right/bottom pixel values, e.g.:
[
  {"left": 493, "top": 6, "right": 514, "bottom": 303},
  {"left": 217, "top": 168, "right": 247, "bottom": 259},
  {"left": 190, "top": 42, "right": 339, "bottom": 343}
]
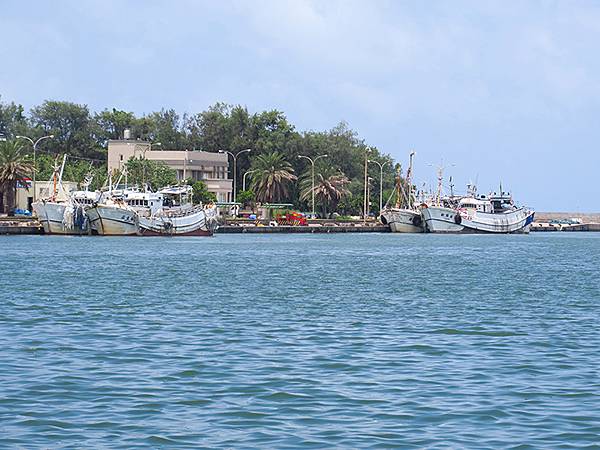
[
  {"left": 183, "top": 103, "right": 233, "bottom": 152},
  {"left": 0, "top": 96, "right": 29, "bottom": 139},
  {"left": 0, "top": 140, "right": 33, "bottom": 215},
  {"left": 237, "top": 189, "right": 255, "bottom": 208},
  {"left": 191, "top": 180, "right": 217, "bottom": 204},
  {"left": 125, "top": 157, "right": 177, "bottom": 191},
  {"left": 300, "top": 165, "right": 351, "bottom": 217},
  {"left": 133, "top": 109, "right": 185, "bottom": 149},
  {"left": 29, "top": 100, "right": 100, "bottom": 158},
  {"left": 94, "top": 108, "right": 136, "bottom": 142},
  {"left": 250, "top": 152, "right": 297, "bottom": 203}
]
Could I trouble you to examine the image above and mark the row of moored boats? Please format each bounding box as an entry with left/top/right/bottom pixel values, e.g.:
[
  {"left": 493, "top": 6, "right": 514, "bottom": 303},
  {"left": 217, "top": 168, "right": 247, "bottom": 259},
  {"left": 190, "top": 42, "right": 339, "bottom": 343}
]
[
  {"left": 380, "top": 152, "right": 535, "bottom": 234},
  {"left": 32, "top": 156, "right": 218, "bottom": 236}
]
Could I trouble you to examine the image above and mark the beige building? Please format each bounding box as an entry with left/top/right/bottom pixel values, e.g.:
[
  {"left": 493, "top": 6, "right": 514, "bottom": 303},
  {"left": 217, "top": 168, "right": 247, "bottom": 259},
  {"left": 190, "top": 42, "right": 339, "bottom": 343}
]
[
  {"left": 15, "top": 180, "right": 79, "bottom": 212},
  {"left": 107, "top": 140, "right": 233, "bottom": 203}
]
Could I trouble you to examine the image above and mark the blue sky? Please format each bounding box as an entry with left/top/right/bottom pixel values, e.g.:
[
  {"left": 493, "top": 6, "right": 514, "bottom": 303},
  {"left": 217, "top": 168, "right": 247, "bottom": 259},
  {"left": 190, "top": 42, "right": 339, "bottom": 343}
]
[{"left": 2, "top": 0, "right": 600, "bottom": 211}]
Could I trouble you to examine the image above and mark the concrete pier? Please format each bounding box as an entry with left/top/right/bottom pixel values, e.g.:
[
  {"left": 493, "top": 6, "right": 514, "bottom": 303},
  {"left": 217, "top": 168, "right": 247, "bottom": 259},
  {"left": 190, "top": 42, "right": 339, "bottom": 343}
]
[{"left": 0, "top": 218, "right": 43, "bottom": 235}]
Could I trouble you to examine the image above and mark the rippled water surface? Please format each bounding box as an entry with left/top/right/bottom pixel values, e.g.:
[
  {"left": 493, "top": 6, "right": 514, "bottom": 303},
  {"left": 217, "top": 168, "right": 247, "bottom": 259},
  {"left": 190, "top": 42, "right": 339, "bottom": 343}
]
[{"left": 1, "top": 233, "right": 600, "bottom": 448}]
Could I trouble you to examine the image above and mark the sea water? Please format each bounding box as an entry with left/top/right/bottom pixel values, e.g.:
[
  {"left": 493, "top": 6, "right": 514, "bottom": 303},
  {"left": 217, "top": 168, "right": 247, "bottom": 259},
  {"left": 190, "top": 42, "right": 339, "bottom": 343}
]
[{"left": 1, "top": 233, "right": 599, "bottom": 448}]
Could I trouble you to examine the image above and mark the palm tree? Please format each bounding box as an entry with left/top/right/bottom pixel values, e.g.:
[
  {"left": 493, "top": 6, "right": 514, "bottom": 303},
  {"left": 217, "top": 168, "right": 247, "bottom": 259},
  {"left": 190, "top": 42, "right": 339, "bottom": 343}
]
[
  {"left": 250, "top": 152, "right": 297, "bottom": 203},
  {"left": 300, "top": 166, "right": 351, "bottom": 217},
  {"left": 0, "top": 140, "right": 33, "bottom": 215}
]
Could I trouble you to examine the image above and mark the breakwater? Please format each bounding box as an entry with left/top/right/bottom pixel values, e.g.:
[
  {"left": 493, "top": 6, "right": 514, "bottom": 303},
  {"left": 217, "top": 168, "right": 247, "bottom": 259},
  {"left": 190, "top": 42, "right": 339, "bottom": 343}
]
[{"left": 531, "top": 223, "right": 600, "bottom": 232}]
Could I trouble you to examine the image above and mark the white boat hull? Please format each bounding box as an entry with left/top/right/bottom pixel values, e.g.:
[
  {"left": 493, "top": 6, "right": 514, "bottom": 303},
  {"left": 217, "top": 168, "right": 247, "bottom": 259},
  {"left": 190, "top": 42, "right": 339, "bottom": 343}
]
[
  {"left": 380, "top": 208, "right": 424, "bottom": 233},
  {"left": 138, "top": 206, "right": 216, "bottom": 236},
  {"left": 32, "top": 200, "right": 89, "bottom": 235},
  {"left": 87, "top": 205, "right": 138, "bottom": 236},
  {"left": 422, "top": 206, "right": 534, "bottom": 234}
]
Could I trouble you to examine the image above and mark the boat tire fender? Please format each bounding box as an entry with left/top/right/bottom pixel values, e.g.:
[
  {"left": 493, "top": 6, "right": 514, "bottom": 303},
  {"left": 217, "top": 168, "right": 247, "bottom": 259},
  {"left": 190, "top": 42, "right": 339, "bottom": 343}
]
[
  {"left": 412, "top": 215, "right": 422, "bottom": 227},
  {"left": 454, "top": 213, "right": 462, "bottom": 225}
]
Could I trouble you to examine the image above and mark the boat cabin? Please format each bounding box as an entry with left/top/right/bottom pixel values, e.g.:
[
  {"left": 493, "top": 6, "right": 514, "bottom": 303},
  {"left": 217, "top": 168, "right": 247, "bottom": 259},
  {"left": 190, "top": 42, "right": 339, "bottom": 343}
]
[
  {"left": 123, "top": 190, "right": 163, "bottom": 215},
  {"left": 489, "top": 192, "right": 514, "bottom": 213},
  {"left": 458, "top": 197, "right": 493, "bottom": 213},
  {"left": 159, "top": 186, "right": 193, "bottom": 209},
  {"left": 72, "top": 191, "right": 99, "bottom": 206}
]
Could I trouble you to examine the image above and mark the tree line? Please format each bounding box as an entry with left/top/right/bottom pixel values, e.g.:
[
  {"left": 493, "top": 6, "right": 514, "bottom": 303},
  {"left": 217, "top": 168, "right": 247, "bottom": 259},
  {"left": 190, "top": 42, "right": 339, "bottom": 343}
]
[{"left": 1, "top": 96, "right": 400, "bottom": 216}]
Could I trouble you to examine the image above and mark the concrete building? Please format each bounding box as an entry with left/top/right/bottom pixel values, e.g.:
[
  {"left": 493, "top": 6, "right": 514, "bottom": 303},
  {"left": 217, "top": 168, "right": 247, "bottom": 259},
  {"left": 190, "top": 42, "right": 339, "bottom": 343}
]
[
  {"left": 15, "top": 180, "right": 79, "bottom": 212},
  {"left": 107, "top": 140, "right": 233, "bottom": 203}
]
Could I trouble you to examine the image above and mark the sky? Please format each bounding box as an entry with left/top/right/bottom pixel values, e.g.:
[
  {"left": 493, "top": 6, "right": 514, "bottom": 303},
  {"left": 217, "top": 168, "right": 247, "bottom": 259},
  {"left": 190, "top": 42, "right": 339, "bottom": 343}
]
[{"left": 1, "top": 0, "right": 600, "bottom": 211}]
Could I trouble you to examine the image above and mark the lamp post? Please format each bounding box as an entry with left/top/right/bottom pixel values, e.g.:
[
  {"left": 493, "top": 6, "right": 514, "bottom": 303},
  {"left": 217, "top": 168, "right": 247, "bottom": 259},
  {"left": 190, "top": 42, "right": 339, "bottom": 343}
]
[
  {"left": 16, "top": 134, "right": 54, "bottom": 202},
  {"left": 367, "top": 176, "right": 374, "bottom": 219},
  {"left": 368, "top": 159, "right": 389, "bottom": 214},
  {"left": 219, "top": 148, "right": 251, "bottom": 203},
  {"left": 363, "top": 149, "right": 370, "bottom": 222},
  {"left": 243, "top": 169, "right": 256, "bottom": 192},
  {"left": 183, "top": 149, "right": 188, "bottom": 181},
  {"left": 298, "top": 154, "right": 328, "bottom": 217}
]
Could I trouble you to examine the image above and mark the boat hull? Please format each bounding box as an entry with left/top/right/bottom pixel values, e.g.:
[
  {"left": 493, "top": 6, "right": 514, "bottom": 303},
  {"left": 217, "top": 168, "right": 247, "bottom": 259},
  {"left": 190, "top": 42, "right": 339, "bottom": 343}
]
[
  {"left": 137, "top": 207, "right": 215, "bottom": 236},
  {"left": 380, "top": 208, "right": 424, "bottom": 233},
  {"left": 32, "top": 201, "right": 89, "bottom": 235},
  {"left": 87, "top": 205, "right": 138, "bottom": 236},
  {"left": 422, "top": 206, "right": 535, "bottom": 234}
]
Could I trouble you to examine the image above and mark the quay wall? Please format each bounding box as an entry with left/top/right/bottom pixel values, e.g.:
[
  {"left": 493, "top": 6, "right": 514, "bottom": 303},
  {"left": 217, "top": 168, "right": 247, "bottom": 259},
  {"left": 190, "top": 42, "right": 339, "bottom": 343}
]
[
  {"left": 0, "top": 218, "right": 43, "bottom": 235},
  {"left": 535, "top": 212, "right": 600, "bottom": 223},
  {"left": 217, "top": 225, "right": 390, "bottom": 233},
  {"left": 0, "top": 225, "right": 43, "bottom": 234}
]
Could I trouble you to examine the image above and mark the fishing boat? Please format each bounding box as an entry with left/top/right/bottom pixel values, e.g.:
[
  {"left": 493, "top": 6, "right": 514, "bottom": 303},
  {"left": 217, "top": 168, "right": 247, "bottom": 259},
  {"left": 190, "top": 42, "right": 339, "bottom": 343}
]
[
  {"left": 380, "top": 151, "right": 424, "bottom": 232},
  {"left": 32, "top": 156, "right": 93, "bottom": 235},
  {"left": 421, "top": 183, "right": 535, "bottom": 234},
  {"left": 137, "top": 186, "right": 218, "bottom": 236},
  {"left": 87, "top": 193, "right": 140, "bottom": 236}
]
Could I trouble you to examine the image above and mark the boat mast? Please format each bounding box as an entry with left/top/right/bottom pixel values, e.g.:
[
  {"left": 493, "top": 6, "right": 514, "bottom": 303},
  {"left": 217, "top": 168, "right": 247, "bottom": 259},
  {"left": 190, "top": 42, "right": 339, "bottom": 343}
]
[
  {"left": 82, "top": 163, "right": 94, "bottom": 192},
  {"left": 54, "top": 154, "right": 67, "bottom": 199},
  {"left": 406, "top": 151, "right": 415, "bottom": 209},
  {"left": 436, "top": 166, "right": 443, "bottom": 207},
  {"left": 394, "top": 164, "right": 402, "bottom": 209}
]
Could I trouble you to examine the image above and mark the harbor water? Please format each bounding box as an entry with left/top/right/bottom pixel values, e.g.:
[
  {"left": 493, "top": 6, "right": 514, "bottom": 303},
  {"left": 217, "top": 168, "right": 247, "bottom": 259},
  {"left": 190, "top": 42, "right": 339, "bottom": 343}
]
[{"left": 1, "top": 233, "right": 599, "bottom": 448}]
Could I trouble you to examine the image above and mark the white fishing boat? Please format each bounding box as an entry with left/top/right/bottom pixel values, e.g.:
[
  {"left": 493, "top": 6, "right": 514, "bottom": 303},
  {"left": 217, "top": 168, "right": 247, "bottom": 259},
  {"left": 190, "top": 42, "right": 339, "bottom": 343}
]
[
  {"left": 380, "top": 151, "right": 424, "bottom": 233},
  {"left": 87, "top": 199, "right": 138, "bottom": 236},
  {"left": 421, "top": 184, "right": 535, "bottom": 234},
  {"left": 137, "top": 186, "right": 218, "bottom": 236},
  {"left": 32, "top": 156, "right": 94, "bottom": 235}
]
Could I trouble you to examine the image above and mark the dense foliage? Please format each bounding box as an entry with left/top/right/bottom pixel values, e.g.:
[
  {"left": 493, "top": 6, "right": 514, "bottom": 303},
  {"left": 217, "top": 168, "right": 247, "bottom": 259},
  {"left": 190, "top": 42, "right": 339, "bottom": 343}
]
[
  {"left": 0, "top": 140, "right": 33, "bottom": 214},
  {"left": 124, "top": 157, "right": 177, "bottom": 192},
  {"left": 191, "top": 180, "right": 217, "bottom": 204},
  {"left": 0, "top": 96, "right": 398, "bottom": 215}
]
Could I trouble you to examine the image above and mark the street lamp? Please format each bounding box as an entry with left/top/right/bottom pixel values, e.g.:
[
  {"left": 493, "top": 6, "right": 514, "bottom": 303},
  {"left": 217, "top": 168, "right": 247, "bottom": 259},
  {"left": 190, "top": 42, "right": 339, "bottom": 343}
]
[
  {"left": 367, "top": 176, "right": 374, "bottom": 219},
  {"left": 363, "top": 148, "right": 370, "bottom": 222},
  {"left": 243, "top": 169, "right": 256, "bottom": 192},
  {"left": 219, "top": 148, "right": 251, "bottom": 203},
  {"left": 368, "top": 159, "right": 389, "bottom": 214},
  {"left": 16, "top": 134, "right": 54, "bottom": 202},
  {"left": 298, "top": 154, "right": 328, "bottom": 217}
]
